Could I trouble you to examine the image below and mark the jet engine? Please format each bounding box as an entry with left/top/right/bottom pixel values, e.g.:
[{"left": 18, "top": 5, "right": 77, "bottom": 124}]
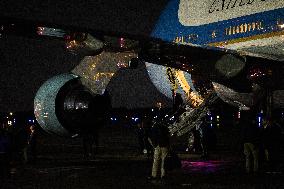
[{"left": 34, "top": 73, "right": 111, "bottom": 137}]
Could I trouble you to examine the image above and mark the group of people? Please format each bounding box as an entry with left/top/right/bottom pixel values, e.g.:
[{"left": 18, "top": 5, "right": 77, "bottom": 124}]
[
  {"left": 139, "top": 91, "right": 283, "bottom": 182},
  {"left": 194, "top": 116, "right": 216, "bottom": 159},
  {"left": 135, "top": 94, "right": 184, "bottom": 183},
  {"left": 240, "top": 112, "right": 282, "bottom": 174},
  {"left": 137, "top": 93, "right": 217, "bottom": 183},
  {"left": 136, "top": 115, "right": 183, "bottom": 183}
]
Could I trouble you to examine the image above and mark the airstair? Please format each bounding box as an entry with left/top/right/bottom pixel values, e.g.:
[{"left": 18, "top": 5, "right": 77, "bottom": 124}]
[{"left": 168, "top": 93, "right": 218, "bottom": 137}]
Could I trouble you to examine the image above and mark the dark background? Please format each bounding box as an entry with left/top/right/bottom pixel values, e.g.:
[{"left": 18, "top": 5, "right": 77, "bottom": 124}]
[
  {"left": 0, "top": 0, "right": 168, "bottom": 37},
  {"left": 0, "top": 1, "right": 173, "bottom": 112}
]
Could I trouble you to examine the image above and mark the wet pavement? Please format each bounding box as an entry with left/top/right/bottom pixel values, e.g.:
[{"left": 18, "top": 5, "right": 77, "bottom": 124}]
[
  {"left": 1, "top": 151, "right": 284, "bottom": 189},
  {"left": 1, "top": 125, "right": 284, "bottom": 189}
]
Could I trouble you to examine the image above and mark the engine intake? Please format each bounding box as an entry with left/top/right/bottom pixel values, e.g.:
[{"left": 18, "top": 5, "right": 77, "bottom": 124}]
[{"left": 34, "top": 73, "right": 111, "bottom": 137}]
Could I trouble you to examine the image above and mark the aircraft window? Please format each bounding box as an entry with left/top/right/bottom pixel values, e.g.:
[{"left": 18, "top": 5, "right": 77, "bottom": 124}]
[
  {"left": 236, "top": 26, "right": 240, "bottom": 34},
  {"left": 173, "top": 36, "right": 185, "bottom": 43},
  {"left": 252, "top": 22, "right": 256, "bottom": 31},
  {"left": 239, "top": 25, "right": 244, "bottom": 33},
  {"left": 225, "top": 21, "right": 264, "bottom": 36},
  {"left": 256, "top": 22, "right": 263, "bottom": 30},
  {"left": 225, "top": 28, "right": 228, "bottom": 35},
  {"left": 232, "top": 26, "right": 236, "bottom": 35},
  {"left": 248, "top": 23, "right": 252, "bottom": 32},
  {"left": 244, "top": 23, "right": 248, "bottom": 32}
]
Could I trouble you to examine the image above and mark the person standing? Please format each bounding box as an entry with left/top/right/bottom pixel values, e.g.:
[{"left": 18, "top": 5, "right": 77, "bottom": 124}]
[
  {"left": 240, "top": 112, "right": 260, "bottom": 174},
  {"left": 81, "top": 115, "right": 97, "bottom": 159},
  {"left": 173, "top": 93, "right": 185, "bottom": 122},
  {"left": 27, "top": 124, "right": 37, "bottom": 163},
  {"left": 136, "top": 120, "right": 147, "bottom": 155},
  {"left": 262, "top": 117, "right": 282, "bottom": 171},
  {"left": 148, "top": 122, "right": 170, "bottom": 182},
  {"left": 197, "top": 117, "right": 210, "bottom": 159},
  {"left": 0, "top": 128, "right": 11, "bottom": 179},
  {"left": 173, "top": 93, "right": 184, "bottom": 113}
]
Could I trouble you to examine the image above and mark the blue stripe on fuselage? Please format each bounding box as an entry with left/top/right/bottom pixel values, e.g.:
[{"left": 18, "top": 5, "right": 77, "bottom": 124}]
[{"left": 151, "top": 0, "right": 284, "bottom": 45}]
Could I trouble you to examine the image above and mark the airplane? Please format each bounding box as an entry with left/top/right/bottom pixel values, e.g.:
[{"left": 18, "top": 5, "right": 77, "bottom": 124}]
[{"left": 0, "top": 0, "right": 283, "bottom": 137}]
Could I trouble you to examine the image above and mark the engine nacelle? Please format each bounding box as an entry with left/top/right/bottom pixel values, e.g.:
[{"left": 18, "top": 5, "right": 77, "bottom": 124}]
[{"left": 34, "top": 73, "right": 110, "bottom": 137}]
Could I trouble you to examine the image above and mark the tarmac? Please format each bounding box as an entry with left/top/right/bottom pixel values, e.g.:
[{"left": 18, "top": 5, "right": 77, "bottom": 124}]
[
  {"left": 1, "top": 125, "right": 284, "bottom": 189},
  {"left": 1, "top": 148, "right": 284, "bottom": 189}
]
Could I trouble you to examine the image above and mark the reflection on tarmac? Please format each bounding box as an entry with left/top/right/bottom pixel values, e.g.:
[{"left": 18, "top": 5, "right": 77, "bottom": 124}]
[
  {"left": 182, "top": 160, "right": 229, "bottom": 174},
  {"left": 2, "top": 155, "right": 284, "bottom": 189}
]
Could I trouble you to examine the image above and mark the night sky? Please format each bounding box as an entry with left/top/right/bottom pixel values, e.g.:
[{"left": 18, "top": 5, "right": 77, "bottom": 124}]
[
  {"left": 0, "top": 0, "right": 168, "bottom": 37},
  {"left": 0, "top": 1, "right": 173, "bottom": 112},
  {"left": 0, "top": 35, "right": 82, "bottom": 112}
]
